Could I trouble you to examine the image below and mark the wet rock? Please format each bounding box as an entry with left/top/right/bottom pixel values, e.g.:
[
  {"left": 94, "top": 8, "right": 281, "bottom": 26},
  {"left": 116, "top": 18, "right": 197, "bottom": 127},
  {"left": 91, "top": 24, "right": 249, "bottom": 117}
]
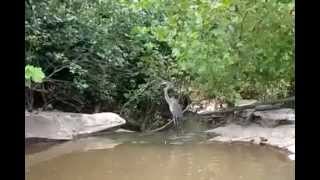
[
  {"left": 115, "top": 129, "right": 136, "bottom": 133},
  {"left": 287, "top": 144, "right": 295, "bottom": 161},
  {"left": 253, "top": 108, "right": 295, "bottom": 127},
  {"left": 25, "top": 111, "right": 126, "bottom": 140},
  {"left": 287, "top": 144, "right": 295, "bottom": 153},
  {"left": 254, "top": 104, "right": 282, "bottom": 111},
  {"left": 233, "top": 108, "right": 295, "bottom": 127},
  {"left": 288, "top": 154, "right": 295, "bottom": 161},
  {"left": 205, "top": 124, "right": 295, "bottom": 160},
  {"left": 234, "top": 109, "right": 255, "bottom": 126}
]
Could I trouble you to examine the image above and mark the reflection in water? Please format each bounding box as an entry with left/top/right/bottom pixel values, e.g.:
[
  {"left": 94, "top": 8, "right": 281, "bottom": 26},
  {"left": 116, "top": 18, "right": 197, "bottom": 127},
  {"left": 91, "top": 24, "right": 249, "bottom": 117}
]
[{"left": 26, "top": 134, "right": 294, "bottom": 180}]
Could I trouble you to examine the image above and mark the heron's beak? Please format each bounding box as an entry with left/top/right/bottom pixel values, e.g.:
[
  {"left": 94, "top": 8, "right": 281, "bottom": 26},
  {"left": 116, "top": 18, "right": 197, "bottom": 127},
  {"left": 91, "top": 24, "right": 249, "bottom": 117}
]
[{"left": 160, "top": 81, "right": 168, "bottom": 86}]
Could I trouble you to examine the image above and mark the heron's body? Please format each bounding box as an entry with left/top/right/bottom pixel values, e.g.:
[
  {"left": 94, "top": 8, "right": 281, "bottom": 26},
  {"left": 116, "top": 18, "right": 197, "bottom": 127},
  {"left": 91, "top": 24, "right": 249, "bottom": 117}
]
[
  {"left": 163, "top": 84, "right": 184, "bottom": 129},
  {"left": 167, "top": 97, "right": 183, "bottom": 119}
]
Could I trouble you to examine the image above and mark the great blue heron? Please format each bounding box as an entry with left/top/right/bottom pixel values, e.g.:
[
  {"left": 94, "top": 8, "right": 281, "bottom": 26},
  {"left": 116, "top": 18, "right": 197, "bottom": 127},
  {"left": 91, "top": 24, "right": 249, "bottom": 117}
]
[{"left": 161, "top": 81, "right": 183, "bottom": 130}]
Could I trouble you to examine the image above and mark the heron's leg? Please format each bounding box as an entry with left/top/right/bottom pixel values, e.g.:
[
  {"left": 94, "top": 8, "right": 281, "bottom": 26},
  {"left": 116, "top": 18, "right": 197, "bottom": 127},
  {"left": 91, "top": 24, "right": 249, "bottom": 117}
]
[
  {"left": 174, "top": 117, "right": 181, "bottom": 134},
  {"left": 176, "top": 118, "right": 184, "bottom": 134},
  {"left": 172, "top": 117, "right": 178, "bottom": 132}
]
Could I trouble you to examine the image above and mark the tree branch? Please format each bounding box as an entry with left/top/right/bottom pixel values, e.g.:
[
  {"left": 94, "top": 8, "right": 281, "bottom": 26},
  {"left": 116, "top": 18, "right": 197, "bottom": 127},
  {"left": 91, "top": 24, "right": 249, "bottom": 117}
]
[
  {"left": 45, "top": 65, "right": 70, "bottom": 79},
  {"left": 147, "top": 119, "right": 174, "bottom": 133}
]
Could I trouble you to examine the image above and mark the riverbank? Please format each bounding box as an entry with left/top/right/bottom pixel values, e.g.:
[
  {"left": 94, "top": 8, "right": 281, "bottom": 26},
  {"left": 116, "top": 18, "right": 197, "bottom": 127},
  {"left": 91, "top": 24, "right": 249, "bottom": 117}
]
[{"left": 25, "top": 99, "right": 295, "bottom": 161}]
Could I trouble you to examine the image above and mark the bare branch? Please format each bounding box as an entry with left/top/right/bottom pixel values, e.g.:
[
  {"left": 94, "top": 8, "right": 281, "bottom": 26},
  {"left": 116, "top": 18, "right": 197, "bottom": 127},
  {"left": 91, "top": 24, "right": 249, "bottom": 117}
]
[
  {"left": 147, "top": 119, "right": 174, "bottom": 133},
  {"left": 45, "top": 65, "right": 70, "bottom": 79},
  {"left": 44, "top": 78, "right": 72, "bottom": 84}
]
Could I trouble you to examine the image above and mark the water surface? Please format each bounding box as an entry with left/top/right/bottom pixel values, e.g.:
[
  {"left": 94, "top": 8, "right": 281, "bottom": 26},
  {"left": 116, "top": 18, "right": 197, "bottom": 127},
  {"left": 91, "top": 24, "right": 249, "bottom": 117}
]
[{"left": 26, "top": 132, "right": 294, "bottom": 180}]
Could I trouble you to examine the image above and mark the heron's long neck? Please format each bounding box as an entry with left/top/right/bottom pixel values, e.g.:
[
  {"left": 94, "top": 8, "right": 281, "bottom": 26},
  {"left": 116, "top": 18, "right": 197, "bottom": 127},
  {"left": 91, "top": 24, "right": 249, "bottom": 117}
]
[{"left": 164, "top": 87, "right": 171, "bottom": 104}]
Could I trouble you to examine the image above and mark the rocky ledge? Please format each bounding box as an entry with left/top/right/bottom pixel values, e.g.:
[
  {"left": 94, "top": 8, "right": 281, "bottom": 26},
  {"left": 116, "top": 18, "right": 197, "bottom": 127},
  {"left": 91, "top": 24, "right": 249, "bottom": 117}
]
[
  {"left": 205, "top": 124, "right": 295, "bottom": 160},
  {"left": 194, "top": 99, "right": 295, "bottom": 161},
  {"left": 25, "top": 111, "right": 126, "bottom": 140}
]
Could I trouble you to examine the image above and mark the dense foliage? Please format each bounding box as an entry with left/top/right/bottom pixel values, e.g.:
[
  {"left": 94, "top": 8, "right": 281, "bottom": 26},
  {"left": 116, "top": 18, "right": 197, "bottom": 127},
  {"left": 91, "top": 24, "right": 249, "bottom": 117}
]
[
  {"left": 124, "top": 0, "right": 294, "bottom": 102},
  {"left": 25, "top": 0, "right": 294, "bottom": 130}
]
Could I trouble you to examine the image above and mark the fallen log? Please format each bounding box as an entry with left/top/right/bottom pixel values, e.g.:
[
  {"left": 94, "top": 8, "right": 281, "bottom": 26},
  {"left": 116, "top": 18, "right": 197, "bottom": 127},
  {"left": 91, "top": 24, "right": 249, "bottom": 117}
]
[
  {"left": 146, "top": 119, "right": 174, "bottom": 133},
  {"left": 199, "top": 96, "right": 295, "bottom": 116}
]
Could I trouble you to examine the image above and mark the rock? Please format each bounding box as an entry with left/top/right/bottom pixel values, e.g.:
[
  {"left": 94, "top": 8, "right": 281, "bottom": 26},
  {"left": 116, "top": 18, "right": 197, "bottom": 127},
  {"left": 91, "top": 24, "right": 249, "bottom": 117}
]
[
  {"left": 115, "top": 129, "right": 136, "bottom": 133},
  {"left": 254, "top": 104, "right": 282, "bottom": 111},
  {"left": 234, "top": 109, "right": 255, "bottom": 126},
  {"left": 288, "top": 154, "right": 295, "bottom": 161},
  {"left": 25, "top": 111, "right": 126, "bottom": 140},
  {"left": 253, "top": 108, "right": 295, "bottom": 127},
  {"left": 206, "top": 124, "right": 295, "bottom": 150},
  {"left": 287, "top": 144, "right": 295, "bottom": 153}
]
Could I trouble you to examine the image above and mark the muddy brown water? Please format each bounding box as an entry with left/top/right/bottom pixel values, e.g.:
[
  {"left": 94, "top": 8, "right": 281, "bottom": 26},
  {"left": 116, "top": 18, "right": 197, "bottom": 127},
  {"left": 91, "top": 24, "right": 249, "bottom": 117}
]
[{"left": 26, "top": 132, "right": 294, "bottom": 180}]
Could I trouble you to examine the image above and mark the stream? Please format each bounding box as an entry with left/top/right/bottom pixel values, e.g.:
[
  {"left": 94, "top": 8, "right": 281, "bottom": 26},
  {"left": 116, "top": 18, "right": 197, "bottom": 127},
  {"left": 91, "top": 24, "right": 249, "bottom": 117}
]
[{"left": 26, "top": 131, "right": 294, "bottom": 180}]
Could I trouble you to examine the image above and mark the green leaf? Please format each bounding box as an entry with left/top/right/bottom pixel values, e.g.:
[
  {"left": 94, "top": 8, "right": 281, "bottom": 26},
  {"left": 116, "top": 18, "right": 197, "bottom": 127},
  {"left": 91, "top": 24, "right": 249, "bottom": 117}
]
[{"left": 25, "top": 65, "right": 45, "bottom": 83}]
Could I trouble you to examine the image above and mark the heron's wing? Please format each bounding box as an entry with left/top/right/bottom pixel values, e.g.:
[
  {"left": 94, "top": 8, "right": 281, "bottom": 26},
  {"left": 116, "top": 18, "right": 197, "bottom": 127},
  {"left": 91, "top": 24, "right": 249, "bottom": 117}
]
[{"left": 170, "top": 99, "right": 183, "bottom": 115}]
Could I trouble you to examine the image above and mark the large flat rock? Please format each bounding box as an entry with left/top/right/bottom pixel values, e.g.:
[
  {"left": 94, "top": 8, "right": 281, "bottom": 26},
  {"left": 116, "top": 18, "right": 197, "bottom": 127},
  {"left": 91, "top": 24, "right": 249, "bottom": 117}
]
[
  {"left": 205, "top": 124, "right": 295, "bottom": 160},
  {"left": 25, "top": 111, "right": 126, "bottom": 140}
]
